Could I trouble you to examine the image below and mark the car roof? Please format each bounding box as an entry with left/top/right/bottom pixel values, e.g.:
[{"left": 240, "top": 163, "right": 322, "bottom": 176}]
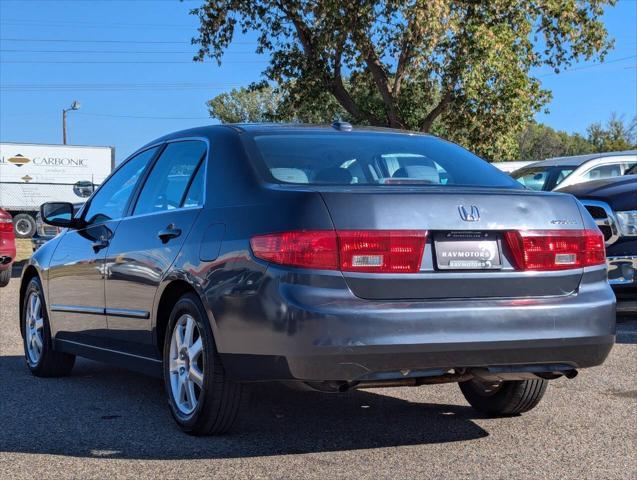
[
  {"left": 157, "top": 123, "right": 434, "bottom": 138},
  {"left": 530, "top": 150, "right": 637, "bottom": 167}
]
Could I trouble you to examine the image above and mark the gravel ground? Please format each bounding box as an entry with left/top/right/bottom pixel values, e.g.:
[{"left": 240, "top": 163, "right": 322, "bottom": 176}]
[{"left": 1, "top": 276, "right": 636, "bottom": 480}]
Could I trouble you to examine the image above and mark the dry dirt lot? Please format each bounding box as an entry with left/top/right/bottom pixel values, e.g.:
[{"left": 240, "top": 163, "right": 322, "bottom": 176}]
[{"left": 0, "top": 256, "right": 636, "bottom": 479}]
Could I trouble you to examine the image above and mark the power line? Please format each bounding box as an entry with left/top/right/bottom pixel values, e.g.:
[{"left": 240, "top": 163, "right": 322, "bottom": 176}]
[
  {"left": 537, "top": 55, "right": 637, "bottom": 77},
  {"left": 0, "top": 48, "right": 256, "bottom": 54},
  {"left": 0, "top": 20, "right": 195, "bottom": 29},
  {"left": 0, "top": 82, "right": 245, "bottom": 92},
  {"left": 76, "top": 112, "right": 210, "bottom": 120},
  {"left": 0, "top": 37, "right": 258, "bottom": 45},
  {"left": 0, "top": 60, "right": 267, "bottom": 64}
]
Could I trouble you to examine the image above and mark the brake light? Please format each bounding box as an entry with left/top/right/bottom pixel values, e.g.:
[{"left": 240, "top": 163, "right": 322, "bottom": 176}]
[
  {"left": 249, "top": 231, "right": 338, "bottom": 270},
  {"left": 0, "top": 217, "right": 14, "bottom": 235},
  {"left": 504, "top": 229, "right": 605, "bottom": 271},
  {"left": 250, "top": 230, "right": 427, "bottom": 273}
]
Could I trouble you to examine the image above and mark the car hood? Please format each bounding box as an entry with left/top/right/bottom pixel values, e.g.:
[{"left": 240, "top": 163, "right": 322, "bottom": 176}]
[{"left": 557, "top": 175, "right": 637, "bottom": 211}]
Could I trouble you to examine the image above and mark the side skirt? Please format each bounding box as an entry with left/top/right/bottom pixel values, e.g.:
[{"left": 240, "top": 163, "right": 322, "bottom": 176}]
[{"left": 55, "top": 338, "right": 163, "bottom": 378}]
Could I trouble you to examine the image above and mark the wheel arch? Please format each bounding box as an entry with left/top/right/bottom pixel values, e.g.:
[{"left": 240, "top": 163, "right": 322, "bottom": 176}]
[
  {"left": 19, "top": 265, "right": 40, "bottom": 338},
  {"left": 153, "top": 279, "right": 218, "bottom": 358}
]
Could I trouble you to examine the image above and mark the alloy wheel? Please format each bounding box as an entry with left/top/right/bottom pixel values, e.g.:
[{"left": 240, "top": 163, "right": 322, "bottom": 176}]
[
  {"left": 25, "top": 291, "right": 44, "bottom": 364},
  {"left": 169, "top": 314, "right": 204, "bottom": 415}
]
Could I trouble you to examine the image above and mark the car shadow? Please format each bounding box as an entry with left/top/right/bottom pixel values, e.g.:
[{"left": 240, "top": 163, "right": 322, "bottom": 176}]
[{"left": 0, "top": 355, "right": 489, "bottom": 460}]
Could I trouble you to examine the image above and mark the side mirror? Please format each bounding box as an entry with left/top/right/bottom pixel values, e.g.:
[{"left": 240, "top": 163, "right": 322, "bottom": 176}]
[{"left": 40, "top": 202, "right": 79, "bottom": 229}]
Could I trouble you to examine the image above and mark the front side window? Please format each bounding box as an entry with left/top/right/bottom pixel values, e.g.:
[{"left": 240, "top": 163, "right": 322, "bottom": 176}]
[
  {"left": 83, "top": 146, "right": 158, "bottom": 224},
  {"left": 246, "top": 132, "right": 521, "bottom": 188},
  {"left": 133, "top": 141, "right": 206, "bottom": 216}
]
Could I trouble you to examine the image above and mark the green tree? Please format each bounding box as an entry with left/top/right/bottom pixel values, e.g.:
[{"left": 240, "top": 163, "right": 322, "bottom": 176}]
[
  {"left": 517, "top": 123, "right": 595, "bottom": 161},
  {"left": 206, "top": 84, "right": 283, "bottom": 122},
  {"left": 586, "top": 113, "right": 637, "bottom": 152},
  {"left": 192, "top": 0, "right": 615, "bottom": 160}
]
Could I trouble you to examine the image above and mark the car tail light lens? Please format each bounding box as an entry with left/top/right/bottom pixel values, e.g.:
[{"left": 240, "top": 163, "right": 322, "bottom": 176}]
[
  {"left": 0, "top": 217, "right": 14, "bottom": 235},
  {"left": 504, "top": 229, "right": 605, "bottom": 271},
  {"left": 250, "top": 231, "right": 339, "bottom": 270},
  {"left": 250, "top": 230, "right": 427, "bottom": 273},
  {"left": 337, "top": 230, "right": 426, "bottom": 273}
]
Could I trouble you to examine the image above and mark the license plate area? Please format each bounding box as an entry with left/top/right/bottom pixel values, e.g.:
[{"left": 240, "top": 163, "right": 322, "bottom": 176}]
[{"left": 434, "top": 231, "right": 502, "bottom": 270}]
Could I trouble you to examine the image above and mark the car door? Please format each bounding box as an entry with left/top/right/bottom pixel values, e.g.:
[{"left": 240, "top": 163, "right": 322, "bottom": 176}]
[
  {"left": 47, "top": 146, "right": 159, "bottom": 344},
  {"left": 103, "top": 139, "right": 207, "bottom": 356}
]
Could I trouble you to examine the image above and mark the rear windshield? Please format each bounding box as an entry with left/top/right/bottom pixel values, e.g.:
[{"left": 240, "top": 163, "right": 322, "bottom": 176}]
[
  {"left": 244, "top": 132, "right": 522, "bottom": 188},
  {"left": 512, "top": 166, "right": 576, "bottom": 191}
]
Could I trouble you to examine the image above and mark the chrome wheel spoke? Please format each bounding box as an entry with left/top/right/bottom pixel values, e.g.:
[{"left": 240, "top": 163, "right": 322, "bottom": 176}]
[
  {"left": 33, "top": 331, "right": 43, "bottom": 350},
  {"left": 25, "top": 292, "right": 44, "bottom": 364},
  {"left": 188, "top": 338, "right": 202, "bottom": 361},
  {"left": 169, "top": 358, "right": 180, "bottom": 374},
  {"left": 189, "top": 365, "right": 204, "bottom": 388},
  {"left": 185, "top": 380, "right": 197, "bottom": 410},
  {"left": 169, "top": 313, "right": 204, "bottom": 415},
  {"left": 183, "top": 316, "right": 195, "bottom": 347}
]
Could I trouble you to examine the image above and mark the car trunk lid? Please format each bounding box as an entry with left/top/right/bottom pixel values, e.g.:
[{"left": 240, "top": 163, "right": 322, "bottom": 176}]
[{"left": 317, "top": 187, "right": 586, "bottom": 300}]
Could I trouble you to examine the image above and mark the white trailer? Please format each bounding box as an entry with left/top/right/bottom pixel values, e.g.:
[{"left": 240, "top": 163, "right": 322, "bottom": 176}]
[{"left": 0, "top": 142, "right": 114, "bottom": 237}]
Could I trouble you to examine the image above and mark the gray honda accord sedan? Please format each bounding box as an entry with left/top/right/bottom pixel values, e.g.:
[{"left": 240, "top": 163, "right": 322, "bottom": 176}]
[{"left": 20, "top": 123, "right": 615, "bottom": 435}]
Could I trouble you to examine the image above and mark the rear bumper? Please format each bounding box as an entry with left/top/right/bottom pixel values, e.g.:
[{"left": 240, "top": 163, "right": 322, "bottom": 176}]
[{"left": 216, "top": 265, "right": 616, "bottom": 382}]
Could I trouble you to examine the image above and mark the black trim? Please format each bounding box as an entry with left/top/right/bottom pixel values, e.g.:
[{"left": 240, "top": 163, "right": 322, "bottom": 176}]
[{"left": 178, "top": 152, "right": 206, "bottom": 207}]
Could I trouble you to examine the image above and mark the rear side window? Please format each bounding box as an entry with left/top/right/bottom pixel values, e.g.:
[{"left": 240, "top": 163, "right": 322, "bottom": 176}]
[
  {"left": 513, "top": 166, "right": 576, "bottom": 191},
  {"left": 582, "top": 163, "right": 624, "bottom": 181},
  {"left": 133, "top": 141, "right": 206, "bottom": 216},
  {"left": 245, "top": 132, "right": 521, "bottom": 188}
]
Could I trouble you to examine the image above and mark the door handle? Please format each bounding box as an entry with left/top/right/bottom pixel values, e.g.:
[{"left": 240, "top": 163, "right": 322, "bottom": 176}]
[
  {"left": 158, "top": 224, "right": 181, "bottom": 243},
  {"left": 92, "top": 237, "right": 109, "bottom": 252}
]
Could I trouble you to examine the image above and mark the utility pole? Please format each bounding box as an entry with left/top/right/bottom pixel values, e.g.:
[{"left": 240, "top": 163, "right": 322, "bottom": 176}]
[{"left": 62, "top": 100, "right": 81, "bottom": 144}]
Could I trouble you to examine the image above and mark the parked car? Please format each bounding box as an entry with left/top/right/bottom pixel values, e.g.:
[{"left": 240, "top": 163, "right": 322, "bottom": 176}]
[
  {"left": 31, "top": 203, "right": 84, "bottom": 252},
  {"left": 558, "top": 170, "right": 637, "bottom": 298},
  {"left": 0, "top": 208, "right": 16, "bottom": 287},
  {"left": 512, "top": 150, "right": 636, "bottom": 191},
  {"left": 21, "top": 124, "right": 615, "bottom": 435},
  {"left": 491, "top": 161, "right": 535, "bottom": 173}
]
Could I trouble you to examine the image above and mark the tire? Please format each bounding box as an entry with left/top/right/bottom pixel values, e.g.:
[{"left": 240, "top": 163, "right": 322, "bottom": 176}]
[
  {"left": 459, "top": 378, "right": 548, "bottom": 416},
  {"left": 163, "top": 293, "right": 242, "bottom": 435},
  {"left": 0, "top": 269, "right": 10, "bottom": 287},
  {"left": 13, "top": 213, "right": 36, "bottom": 238},
  {"left": 21, "top": 277, "right": 75, "bottom": 377}
]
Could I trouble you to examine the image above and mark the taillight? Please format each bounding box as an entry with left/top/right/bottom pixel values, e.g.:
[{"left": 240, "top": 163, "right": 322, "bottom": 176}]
[
  {"left": 338, "top": 230, "right": 426, "bottom": 273},
  {"left": 0, "top": 217, "right": 14, "bottom": 235},
  {"left": 250, "top": 230, "right": 427, "bottom": 273},
  {"left": 504, "top": 229, "right": 605, "bottom": 271},
  {"left": 250, "top": 231, "right": 338, "bottom": 270}
]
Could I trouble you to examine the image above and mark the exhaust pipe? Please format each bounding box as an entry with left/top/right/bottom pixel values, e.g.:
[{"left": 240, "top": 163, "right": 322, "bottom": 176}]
[{"left": 0, "top": 256, "right": 12, "bottom": 265}]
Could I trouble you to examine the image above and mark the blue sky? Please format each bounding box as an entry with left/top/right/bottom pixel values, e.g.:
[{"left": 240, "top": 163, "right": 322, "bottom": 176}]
[{"left": 0, "top": 0, "right": 635, "bottom": 161}]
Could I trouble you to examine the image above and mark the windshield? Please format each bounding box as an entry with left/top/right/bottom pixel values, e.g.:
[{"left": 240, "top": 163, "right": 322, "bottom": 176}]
[
  {"left": 244, "top": 132, "right": 522, "bottom": 188},
  {"left": 512, "top": 165, "right": 577, "bottom": 191}
]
